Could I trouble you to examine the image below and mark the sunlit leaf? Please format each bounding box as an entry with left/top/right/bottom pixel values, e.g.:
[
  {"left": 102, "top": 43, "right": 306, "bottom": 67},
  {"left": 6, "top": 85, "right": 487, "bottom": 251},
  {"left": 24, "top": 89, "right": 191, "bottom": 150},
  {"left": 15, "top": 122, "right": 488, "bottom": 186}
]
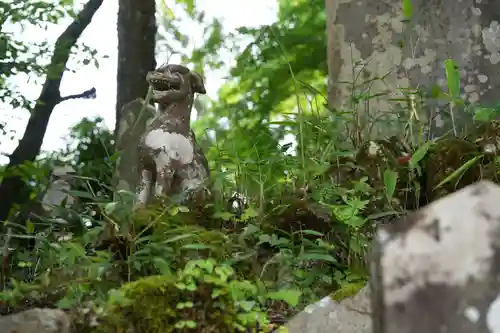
[
  {"left": 402, "top": 0, "right": 413, "bottom": 18},
  {"left": 267, "top": 289, "right": 302, "bottom": 307},
  {"left": 444, "top": 58, "right": 460, "bottom": 100},
  {"left": 409, "top": 140, "right": 434, "bottom": 168},
  {"left": 383, "top": 170, "right": 398, "bottom": 202}
]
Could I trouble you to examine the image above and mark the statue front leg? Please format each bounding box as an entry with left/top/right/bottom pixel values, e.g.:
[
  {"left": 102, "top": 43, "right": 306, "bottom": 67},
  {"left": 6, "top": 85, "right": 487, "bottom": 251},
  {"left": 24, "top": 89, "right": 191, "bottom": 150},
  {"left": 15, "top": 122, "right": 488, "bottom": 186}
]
[
  {"left": 136, "top": 168, "right": 155, "bottom": 209},
  {"left": 156, "top": 167, "right": 175, "bottom": 202}
]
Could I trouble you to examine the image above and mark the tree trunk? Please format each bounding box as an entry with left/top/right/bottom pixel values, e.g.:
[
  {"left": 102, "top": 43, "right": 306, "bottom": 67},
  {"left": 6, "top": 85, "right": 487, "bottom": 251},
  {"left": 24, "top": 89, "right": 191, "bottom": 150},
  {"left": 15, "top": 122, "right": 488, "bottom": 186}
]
[
  {"left": 325, "top": 0, "right": 343, "bottom": 110},
  {"left": 115, "top": 0, "right": 157, "bottom": 136},
  {"left": 0, "top": 0, "right": 104, "bottom": 224}
]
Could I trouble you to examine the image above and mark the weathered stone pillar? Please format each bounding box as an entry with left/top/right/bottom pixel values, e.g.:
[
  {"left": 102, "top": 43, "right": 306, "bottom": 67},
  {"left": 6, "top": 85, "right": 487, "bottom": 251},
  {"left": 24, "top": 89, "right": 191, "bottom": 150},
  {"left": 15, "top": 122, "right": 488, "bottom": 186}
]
[
  {"left": 114, "top": 98, "right": 156, "bottom": 201},
  {"left": 371, "top": 181, "right": 500, "bottom": 333},
  {"left": 328, "top": 0, "right": 500, "bottom": 135}
]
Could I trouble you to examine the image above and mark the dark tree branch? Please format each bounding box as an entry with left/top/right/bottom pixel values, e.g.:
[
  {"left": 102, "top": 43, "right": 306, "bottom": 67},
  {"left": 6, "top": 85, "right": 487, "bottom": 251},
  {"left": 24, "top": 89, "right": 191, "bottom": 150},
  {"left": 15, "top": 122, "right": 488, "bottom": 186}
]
[
  {"left": 0, "top": 0, "right": 104, "bottom": 224},
  {"left": 59, "top": 87, "right": 96, "bottom": 102}
]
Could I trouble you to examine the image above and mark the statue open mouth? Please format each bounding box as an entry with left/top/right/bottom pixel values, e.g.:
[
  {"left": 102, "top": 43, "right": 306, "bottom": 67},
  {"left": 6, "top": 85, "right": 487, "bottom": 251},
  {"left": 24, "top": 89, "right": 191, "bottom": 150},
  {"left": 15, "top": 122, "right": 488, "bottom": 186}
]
[{"left": 146, "top": 71, "right": 182, "bottom": 91}]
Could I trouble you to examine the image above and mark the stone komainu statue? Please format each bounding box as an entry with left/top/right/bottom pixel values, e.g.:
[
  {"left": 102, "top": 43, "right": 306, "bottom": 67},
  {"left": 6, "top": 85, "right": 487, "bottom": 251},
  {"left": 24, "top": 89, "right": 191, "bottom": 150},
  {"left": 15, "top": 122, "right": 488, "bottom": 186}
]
[{"left": 114, "top": 64, "right": 210, "bottom": 208}]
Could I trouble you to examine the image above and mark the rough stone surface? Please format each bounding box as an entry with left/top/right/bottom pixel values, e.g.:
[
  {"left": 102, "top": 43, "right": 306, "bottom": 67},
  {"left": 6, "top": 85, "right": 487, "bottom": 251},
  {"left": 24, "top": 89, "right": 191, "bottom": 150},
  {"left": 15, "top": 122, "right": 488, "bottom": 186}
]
[
  {"left": 285, "top": 286, "right": 371, "bottom": 333},
  {"left": 41, "top": 165, "right": 76, "bottom": 211},
  {"left": 328, "top": 0, "right": 500, "bottom": 135},
  {"left": 371, "top": 180, "right": 500, "bottom": 333},
  {"left": 0, "top": 308, "right": 71, "bottom": 333}
]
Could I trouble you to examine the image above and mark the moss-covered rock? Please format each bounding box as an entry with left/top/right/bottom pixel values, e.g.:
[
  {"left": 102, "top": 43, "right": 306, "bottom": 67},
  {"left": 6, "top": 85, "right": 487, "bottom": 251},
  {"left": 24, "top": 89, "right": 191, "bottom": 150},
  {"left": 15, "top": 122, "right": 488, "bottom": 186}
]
[
  {"left": 96, "top": 259, "right": 271, "bottom": 333},
  {"left": 423, "top": 138, "right": 483, "bottom": 202},
  {"left": 466, "top": 120, "right": 500, "bottom": 150}
]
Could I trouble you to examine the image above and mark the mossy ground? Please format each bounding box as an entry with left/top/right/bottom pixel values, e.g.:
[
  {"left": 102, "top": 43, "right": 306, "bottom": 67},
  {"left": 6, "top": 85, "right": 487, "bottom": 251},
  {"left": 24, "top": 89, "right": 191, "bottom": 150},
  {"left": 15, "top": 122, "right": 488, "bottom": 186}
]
[{"left": 96, "top": 260, "right": 273, "bottom": 333}]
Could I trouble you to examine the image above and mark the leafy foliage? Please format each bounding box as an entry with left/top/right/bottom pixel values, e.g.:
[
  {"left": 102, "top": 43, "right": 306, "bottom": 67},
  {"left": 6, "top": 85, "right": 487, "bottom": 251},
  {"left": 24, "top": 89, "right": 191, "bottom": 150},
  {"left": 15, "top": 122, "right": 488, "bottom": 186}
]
[{"left": 0, "top": 0, "right": 96, "bottom": 111}]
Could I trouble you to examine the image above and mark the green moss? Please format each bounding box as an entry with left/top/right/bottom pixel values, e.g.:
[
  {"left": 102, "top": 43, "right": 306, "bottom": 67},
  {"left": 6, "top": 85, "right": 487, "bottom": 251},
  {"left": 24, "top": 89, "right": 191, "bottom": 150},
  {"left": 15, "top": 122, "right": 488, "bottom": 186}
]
[
  {"left": 330, "top": 282, "right": 366, "bottom": 301},
  {"left": 96, "top": 260, "right": 269, "bottom": 333}
]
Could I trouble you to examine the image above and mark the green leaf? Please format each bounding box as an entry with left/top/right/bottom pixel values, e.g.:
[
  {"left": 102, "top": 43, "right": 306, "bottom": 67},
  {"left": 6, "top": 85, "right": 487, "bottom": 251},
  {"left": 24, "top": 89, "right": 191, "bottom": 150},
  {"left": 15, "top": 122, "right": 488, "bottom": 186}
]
[
  {"left": 107, "top": 289, "right": 128, "bottom": 305},
  {"left": 346, "top": 198, "right": 369, "bottom": 211},
  {"left": 299, "top": 252, "right": 337, "bottom": 263},
  {"left": 178, "top": 205, "right": 190, "bottom": 213},
  {"left": 267, "top": 289, "right": 302, "bottom": 307},
  {"left": 409, "top": 141, "right": 434, "bottom": 167},
  {"left": 296, "top": 229, "right": 324, "bottom": 236},
  {"left": 56, "top": 296, "right": 75, "bottom": 309},
  {"left": 104, "top": 202, "right": 117, "bottom": 215},
  {"left": 444, "top": 58, "right": 460, "bottom": 100},
  {"left": 402, "top": 0, "right": 413, "bottom": 18},
  {"left": 242, "top": 224, "right": 260, "bottom": 236},
  {"left": 159, "top": 0, "right": 176, "bottom": 19},
  {"left": 169, "top": 206, "right": 179, "bottom": 216},
  {"left": 164, "top": 234, "right": 194, "bottom": 243},
  {"left": 25, "top": 220, "right": 35, "bottom": 234},
  {"left": 331, "top": 204, "right": 367, "bottom": 227},
  {"left": 344, "top": 216, "right": 368, "bottom": 227},
  {"left": 212, "top": 211, "right": 234, "bottom": 221},
  {"left": 349, "top": 237, "right": 364, "bottom": 254},
  {"left": 197, "top": 259, "right": 215, "bottom": 273},
  {"left": 473, "top": 107, "right": 496, "bottom": 122},
  {"left": 383, "top": 169, "right": 398, "bottom": 201},
  {"left": 153, "top": 257, "right": 172, "bottom": 275},
  {"left": 240, "top": 207, "right": 259, "bottom": 221},
  {"left": 181, "top": 243, "right": 214, "bottom": 250}
]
